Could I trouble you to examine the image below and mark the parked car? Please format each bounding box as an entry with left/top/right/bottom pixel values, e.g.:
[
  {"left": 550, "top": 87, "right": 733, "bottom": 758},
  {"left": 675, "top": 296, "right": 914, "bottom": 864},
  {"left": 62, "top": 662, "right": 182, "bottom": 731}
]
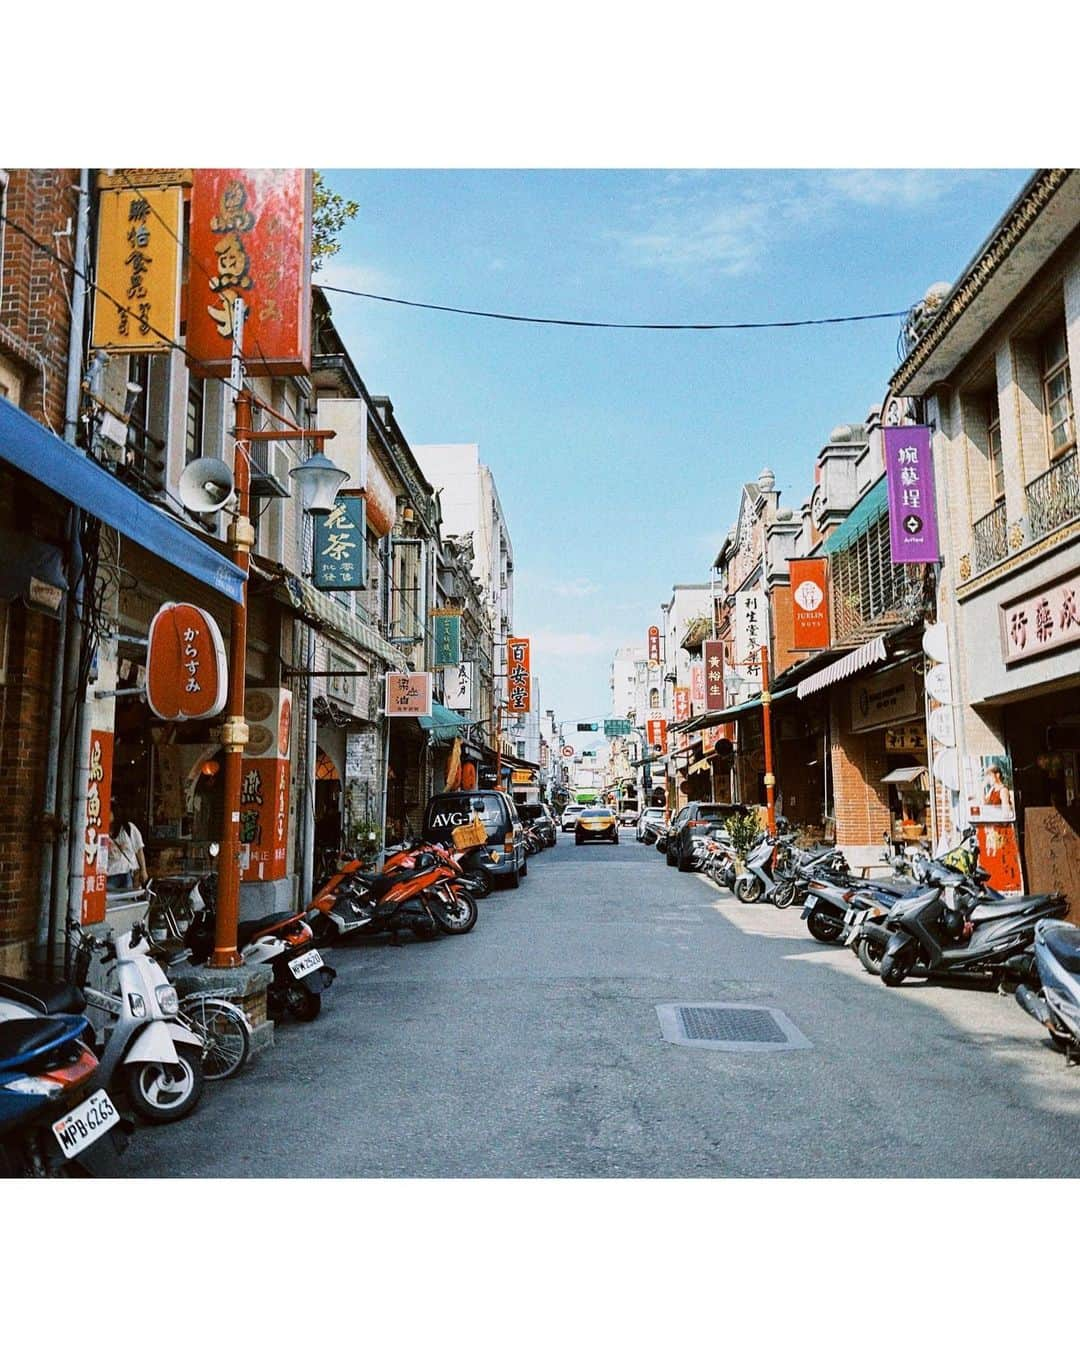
[
  {"left": 619, "top": 807, "right": 639, "bottom": 827},
  {"left": 665, "top": 802, "right": 753, "bottom": 872},
  {"left": 636, "top": 807, "right": 666, "bottom": 843},
  {"left": 575, "top": 807, "right": 619, "bottom": 845},
  {"left": 421, "top": 790, "right": 528, "bottom": 888},
  {"left": 561, "top": 805, "right": 587, "bottom": 832},
  {"left": 517, "top": 802, "right": 556, "bottom": 847}
]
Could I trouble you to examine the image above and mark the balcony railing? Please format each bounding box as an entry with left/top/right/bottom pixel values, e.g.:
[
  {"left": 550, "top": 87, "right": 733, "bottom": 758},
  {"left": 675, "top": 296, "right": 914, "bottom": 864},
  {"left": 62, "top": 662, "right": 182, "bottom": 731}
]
[
  {"left": 1026, "top": 448, "right": 1080, "bottom": 541},
  {"left": 971, "top": 499, "right": 1008, "bottom": 574}
]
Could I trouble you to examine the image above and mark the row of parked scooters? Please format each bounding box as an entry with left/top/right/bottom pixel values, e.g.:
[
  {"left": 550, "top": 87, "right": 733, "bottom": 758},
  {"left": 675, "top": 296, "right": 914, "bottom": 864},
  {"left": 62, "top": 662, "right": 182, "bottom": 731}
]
[
  {"left": 0, "top": 820, "right": 552, "bottom": 1177},
  {"left": 687, "top": 820, "right": 1080, "bottom": 1062}
]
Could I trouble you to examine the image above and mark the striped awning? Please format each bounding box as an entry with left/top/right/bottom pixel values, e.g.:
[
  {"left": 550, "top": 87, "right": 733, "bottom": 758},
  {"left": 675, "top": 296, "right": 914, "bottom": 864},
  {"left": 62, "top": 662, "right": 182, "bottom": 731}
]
[
  {"left": 796, "top": 635, "right": 887, "bottom": 699},
  {"left": 274, "top": 573, "right": 409, "bottom": 670}
]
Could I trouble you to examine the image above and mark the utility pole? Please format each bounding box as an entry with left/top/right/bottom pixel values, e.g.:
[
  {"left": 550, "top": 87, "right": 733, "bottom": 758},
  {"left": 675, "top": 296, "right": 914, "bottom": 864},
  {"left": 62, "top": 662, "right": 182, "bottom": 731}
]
[
  {"left": 760, "top": 642, "right": 777, "bottom": 835},
  {"left": 211, "top": 299, "right": 252, "bottom": 968}
]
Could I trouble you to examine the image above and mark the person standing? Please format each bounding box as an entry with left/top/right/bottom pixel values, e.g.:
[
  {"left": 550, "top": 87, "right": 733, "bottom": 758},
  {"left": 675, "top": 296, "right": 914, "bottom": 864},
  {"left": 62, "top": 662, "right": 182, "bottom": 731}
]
[{"left": 107, "top": 800, "right": 149, "bottom": 894}]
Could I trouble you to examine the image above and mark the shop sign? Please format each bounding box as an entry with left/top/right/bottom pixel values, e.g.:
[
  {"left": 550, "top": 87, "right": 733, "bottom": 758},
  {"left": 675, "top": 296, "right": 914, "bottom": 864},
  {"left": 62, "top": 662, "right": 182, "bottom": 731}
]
[
  {"left": 91, "top": 186, "right": 183, "bottom": 351},
  {"left": 884, "top": 426, "right": 940, "bottom": 564},
  {"left": 849, "top": 664, "right": 919, "bottom": 732},
  {"left": 999, "top": 569, "right": 1080, "bottom": 666},
  {"left": 674, "top": 686, "right": 691, "bottom": 723},
  {"left": 244, "top": 687, "right": 292, "bottom": 759},
  {"left": 928, "top": 705, "right": 956, "bottom": 747},
  {"left": 82, "top": 730, "right": 113, "bottom": 925},
  {"left": 884, "top": 724, "right": 926, "bottom": 752},
  {"left": 511, "top": 770, "right": 534, "bottom": 785},
  {"left": 647, "top": 718, "right": 668, "bottom": 752},
  {"left": 386, "top": 672, "right": 433, "bottom": 717},
  {"left": 186, "top": 169, "right": 312, "bottom": 374},
  {"left": 690, "top": 664, "right": 706, "bottom": 712},
  {"left": 647, "top": 625, "right": 661, "bottom": 665},
  {"left": 239, "top": 756, "right": 289, "bottom": 882},
  {"left": 790, "top": 558, "right": 830, "bottom": 649},
  {"left": 431, "top": 610, "right": 462, "bottom": 668},
  {"left": 146, "top": 603, "right": 227, "bottom": 721},
  {"left": 734, "top": 589, "right": 768, "bottom": 678},
  {"left": 313, "top": 496, "right": 366, "bottom": 590},
  {"left": 964, "top": 753, "right": 1016, "bottom": 823},
  {"left": 445, "top": 661, "right": 474, "bottom": 712},
  {"left": 507, "top": 637, "right": 531, "bottom": 713},
  {"left": 703, "top": 640, "right": 725, "bottom": 711}
]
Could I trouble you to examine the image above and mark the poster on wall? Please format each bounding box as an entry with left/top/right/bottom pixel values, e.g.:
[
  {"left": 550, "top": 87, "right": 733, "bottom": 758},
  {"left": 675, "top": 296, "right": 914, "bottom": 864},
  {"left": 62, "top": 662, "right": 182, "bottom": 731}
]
[
  {"left": 976, "top": 822, "right": 1024, "bottom": 895},
  {"left": 964, "top": 753, "right": 1016, "bottom": 823}
]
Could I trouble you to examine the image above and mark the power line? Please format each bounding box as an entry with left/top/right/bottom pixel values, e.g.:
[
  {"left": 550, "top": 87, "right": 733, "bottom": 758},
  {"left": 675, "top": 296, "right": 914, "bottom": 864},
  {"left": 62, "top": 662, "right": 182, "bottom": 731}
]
[{"left": 314, "top": 283, "right": 910, "bottom": 332}]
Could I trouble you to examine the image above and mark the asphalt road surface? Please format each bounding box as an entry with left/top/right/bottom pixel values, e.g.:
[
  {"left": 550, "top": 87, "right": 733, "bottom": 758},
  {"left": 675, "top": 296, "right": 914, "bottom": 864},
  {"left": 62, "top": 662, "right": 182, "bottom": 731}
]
[{"left": 124, "top": 831, "right": 1080, "bottom": 1177}]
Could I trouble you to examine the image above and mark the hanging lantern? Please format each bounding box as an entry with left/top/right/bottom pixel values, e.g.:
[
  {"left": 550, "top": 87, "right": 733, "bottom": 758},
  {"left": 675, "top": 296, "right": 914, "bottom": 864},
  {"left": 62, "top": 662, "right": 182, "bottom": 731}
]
[{"left": 289, "top": 451, "right": 349, "bottom": 515}]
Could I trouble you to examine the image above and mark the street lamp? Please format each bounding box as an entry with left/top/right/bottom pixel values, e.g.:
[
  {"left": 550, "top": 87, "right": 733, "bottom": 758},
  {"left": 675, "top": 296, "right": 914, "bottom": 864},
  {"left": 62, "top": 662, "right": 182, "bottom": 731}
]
[{"left": 290, "top": 451, "right": 350, "bottom": 515}]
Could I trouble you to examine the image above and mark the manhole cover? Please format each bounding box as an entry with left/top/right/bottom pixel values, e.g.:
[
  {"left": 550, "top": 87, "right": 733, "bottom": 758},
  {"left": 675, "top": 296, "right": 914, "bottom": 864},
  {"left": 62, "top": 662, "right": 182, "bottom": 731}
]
[{"left": 655, "top": 1003, "right": 811, "bottom": 1052}]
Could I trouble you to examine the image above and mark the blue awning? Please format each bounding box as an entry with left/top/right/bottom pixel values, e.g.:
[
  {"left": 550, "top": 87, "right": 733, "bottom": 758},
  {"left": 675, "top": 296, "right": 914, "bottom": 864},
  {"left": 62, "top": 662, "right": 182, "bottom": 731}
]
[
  {"left": 822, "top": 475, "right": 889, "bottom": 556},
  {"left": 0, "top": 396, "right": 246, "bottom": 603}
]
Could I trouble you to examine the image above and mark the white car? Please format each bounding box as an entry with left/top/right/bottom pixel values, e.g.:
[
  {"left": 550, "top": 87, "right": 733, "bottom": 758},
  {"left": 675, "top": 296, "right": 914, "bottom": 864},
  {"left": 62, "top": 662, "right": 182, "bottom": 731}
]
[{"left": 561, "top": 805, "right": 587, "bottom": 832}]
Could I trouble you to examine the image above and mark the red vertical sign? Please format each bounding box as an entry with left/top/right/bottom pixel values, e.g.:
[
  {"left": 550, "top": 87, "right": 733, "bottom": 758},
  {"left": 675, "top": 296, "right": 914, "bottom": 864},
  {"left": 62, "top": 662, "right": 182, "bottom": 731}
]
[
  {"left": 239, "top": 757, "right": 290, "bottom": 883},
  {"left": 187, "top": 169, "right": 312, "bottom": 375},
  {"left": 674, "top": 686, "right": 691, "bottom": 723},
  {"left": 507, "top": 637, "right": 531, "bottom": 713},
  {"left": 647, "top": 625, "right": 661, "bottom": 664},
  {"left": 83, "top": 730, "right": 114, "bottom": 924},
  {"left": 790, "top": 558, "right": 830, "bottom": 649}
]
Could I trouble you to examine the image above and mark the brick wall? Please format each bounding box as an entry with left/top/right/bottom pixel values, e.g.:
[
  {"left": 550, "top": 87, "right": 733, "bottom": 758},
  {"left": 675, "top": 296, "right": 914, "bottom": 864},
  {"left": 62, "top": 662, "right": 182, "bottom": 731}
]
[
  {"left": 1, "top": 168, "right": 80, "bottom": 431},
  {"left": 829, "top": 693, "right": 892, "bottom": 846}
]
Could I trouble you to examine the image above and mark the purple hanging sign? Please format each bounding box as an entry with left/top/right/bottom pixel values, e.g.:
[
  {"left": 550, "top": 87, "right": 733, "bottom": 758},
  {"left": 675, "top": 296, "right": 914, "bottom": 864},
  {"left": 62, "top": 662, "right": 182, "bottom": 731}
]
[{"left": 884, "top": 425, "right": 940, "bottom": 564}]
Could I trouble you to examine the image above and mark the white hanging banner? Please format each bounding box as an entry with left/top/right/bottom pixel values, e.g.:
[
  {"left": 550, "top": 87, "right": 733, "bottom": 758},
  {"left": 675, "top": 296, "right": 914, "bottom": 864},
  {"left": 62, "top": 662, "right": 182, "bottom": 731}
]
[
  {"left": 444, "top": 661, "right": 474, "bottom": 712},
  {"left": 733, "top": 588, "right": 769, "bottom": 679}
]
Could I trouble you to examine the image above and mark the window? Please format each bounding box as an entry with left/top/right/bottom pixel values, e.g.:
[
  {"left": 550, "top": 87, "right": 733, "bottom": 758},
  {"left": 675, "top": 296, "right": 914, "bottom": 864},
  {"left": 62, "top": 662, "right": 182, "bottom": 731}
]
[
  {"left": 185, "top": 375, "right": 205, "bottom": 466},
  {"left": 1042, "top": 325, "right": 1075, "bottom": 459},
  {"left": 987, "top": 397, "right": 1004, "bottom": 502},
  {"left": 649, "top": 688, "right": 660, "bottom": 709}
]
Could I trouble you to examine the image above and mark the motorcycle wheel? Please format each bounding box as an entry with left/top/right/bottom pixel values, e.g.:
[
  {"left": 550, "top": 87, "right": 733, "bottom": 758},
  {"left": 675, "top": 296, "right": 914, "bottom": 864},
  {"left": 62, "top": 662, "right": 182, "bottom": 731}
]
[
  {"left": 881, "top": 943, "right": 917, "bottom": 987},
  {"left": 807, "top": 909, "right": 844, "bottom": 943},
  {"left": 124, "top": 1044, "right": 204, "bottom": 1124},
  {"left": 735, "top": 875, "right": 763, "bottom": 904},
  {"left": 466, "top": 870, "right": 493, "bottom": 899},
  {"left": 431, "top": 891, "right": 478, "bottom": 934},
  {"left": 285, "top": 984, "right": 322, "bottom": 1021},
  {"left": 856, "top": 936, "right": 884, "bottom": 977},
  {"left": 773, "top": 882, "right": 797, "bottom": 910}
]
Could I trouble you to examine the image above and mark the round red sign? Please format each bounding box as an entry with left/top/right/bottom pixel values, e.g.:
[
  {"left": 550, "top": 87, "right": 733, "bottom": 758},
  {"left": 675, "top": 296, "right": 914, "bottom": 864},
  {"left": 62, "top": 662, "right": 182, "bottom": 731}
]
[{"left": 146, "top": 602, "right": 228, "bottom": 721}]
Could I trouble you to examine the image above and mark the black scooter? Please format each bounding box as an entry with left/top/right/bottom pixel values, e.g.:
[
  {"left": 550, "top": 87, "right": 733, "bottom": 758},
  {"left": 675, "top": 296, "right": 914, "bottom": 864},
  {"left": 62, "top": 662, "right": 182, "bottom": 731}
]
[{"left": 875, "top": 850, "right": 1066, "bottom": 987}]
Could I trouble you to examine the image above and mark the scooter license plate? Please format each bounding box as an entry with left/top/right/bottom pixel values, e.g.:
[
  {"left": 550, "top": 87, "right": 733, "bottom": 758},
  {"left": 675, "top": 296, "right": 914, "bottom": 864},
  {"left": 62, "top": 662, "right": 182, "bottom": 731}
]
[
  {"left": 289, "top": 949, "right": 324, "bottom": 979},
  {"left": 52, "top": 1088, "right": 120, "bottom": 1160},
  {"left": 802, "top": 895, "right": 818, "bottom": 917}
]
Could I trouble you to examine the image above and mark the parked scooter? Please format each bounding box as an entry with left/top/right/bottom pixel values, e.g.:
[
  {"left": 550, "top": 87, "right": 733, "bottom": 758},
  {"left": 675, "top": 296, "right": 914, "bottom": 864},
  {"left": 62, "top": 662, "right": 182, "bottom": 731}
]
[
  {"left": 307, "top": 847, "right": 477, "bottom": 945},
  {"left": 1015, "top": 919, "right": 1080, "bottom": 1060},
  {"left": 871, "top": 832, "right": 1067, "bottom": 987},
  {"left": 0, "top": 1012, "right": 128, "bottom": 1177},
  {"left": 185, "top": 871, "right": 336, "bottom": 1022},
  {"left": 0, "top": 918, "right": 205, "bottom": 1124},
  {"left": 733, "top": 831, "right": 800, "bottom": 907},
  {"left": 383, "top": 839, "right": 493, "bottom": 900}
]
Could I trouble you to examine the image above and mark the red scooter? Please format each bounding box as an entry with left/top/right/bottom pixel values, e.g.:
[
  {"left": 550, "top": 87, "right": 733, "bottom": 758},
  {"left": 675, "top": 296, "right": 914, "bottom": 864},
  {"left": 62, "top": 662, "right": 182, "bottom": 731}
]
[{"left": 307, "top": 848, "right": 478, "bottom": 945}]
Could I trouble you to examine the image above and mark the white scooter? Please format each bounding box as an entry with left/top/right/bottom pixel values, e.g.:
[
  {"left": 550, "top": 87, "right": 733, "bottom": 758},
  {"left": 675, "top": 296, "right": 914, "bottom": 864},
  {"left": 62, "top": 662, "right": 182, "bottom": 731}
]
[{"left": 0, "top": 918, "right": 205, "bottom": 1124}]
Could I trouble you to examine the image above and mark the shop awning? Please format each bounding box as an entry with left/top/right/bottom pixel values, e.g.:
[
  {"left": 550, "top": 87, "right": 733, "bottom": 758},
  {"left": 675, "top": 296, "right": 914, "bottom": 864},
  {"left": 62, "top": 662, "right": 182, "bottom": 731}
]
[
  {"left": 0, "top": 396, "right": 246, "bottom": 603},
  {"left": 418, "top": 700, "right": 474, "bottom": 741},
  {"left": 881, "top": 765, "right": 928, "bottom": 785},
  {"left": 677, "top": 687, "right": 797, "bottom": 733},
  {"left": 796, "top": 635, "right": 888, "bottom": 699},
  {"left": 273, "top": 573, "right": 408, "bottom": 670},
  {"left": 687, "top": 757, "right": 712, "bottom": 775},
  {"left": 822, "top": 475, "right": 889, "bottom": 556}
]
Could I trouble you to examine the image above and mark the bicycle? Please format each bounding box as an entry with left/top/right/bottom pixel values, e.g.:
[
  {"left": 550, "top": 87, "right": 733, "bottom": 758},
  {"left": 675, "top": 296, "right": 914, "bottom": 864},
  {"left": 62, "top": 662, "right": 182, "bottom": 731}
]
[{"left": 174, "top": 990, "right": 252, "bottom": 1081}]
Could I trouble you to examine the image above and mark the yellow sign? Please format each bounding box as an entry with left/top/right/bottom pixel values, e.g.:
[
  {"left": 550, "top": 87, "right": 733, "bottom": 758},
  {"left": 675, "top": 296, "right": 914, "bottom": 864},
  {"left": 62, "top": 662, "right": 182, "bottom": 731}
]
[
  {"left": 91, "top": 186, "right": 183, "bottom": 351},
  {"left": 511, "top": 770, "right": 534, "bottom": 785}
]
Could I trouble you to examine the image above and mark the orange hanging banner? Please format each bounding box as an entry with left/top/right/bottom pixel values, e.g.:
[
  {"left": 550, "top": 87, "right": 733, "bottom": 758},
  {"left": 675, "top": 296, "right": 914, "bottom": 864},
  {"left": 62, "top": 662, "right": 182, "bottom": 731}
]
[
  {"left": 507, "top": 637, "right": 531, "bottom": 713},
  {"left": 791, "top": 558, "right": 830, "bottom": 649}
]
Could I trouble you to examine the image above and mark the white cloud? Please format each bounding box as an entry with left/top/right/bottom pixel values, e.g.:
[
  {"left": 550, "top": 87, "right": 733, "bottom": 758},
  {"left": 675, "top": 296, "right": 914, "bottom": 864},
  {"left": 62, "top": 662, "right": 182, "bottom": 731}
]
[
  {"left": 529, "top": 627, "right": 615, "bottom": 659},
  {"left": 616, "top": 170, "right": 969, "bottom": 280},
  {"left": 518, "top": 573, "right": 601, "bottom": 599},
  {"left": 316, "top": 258, "right": 397, "bottom": 296}
]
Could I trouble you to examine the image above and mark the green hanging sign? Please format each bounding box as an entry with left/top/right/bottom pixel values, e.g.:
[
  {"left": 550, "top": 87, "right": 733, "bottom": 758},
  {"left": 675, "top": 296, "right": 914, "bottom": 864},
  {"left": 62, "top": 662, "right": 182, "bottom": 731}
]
[
  {"left": 313, "top": 496, "right": 367, "bottom": 590},
  {"left": 431, "top": 609, "right": 462, "bottom": 668}
]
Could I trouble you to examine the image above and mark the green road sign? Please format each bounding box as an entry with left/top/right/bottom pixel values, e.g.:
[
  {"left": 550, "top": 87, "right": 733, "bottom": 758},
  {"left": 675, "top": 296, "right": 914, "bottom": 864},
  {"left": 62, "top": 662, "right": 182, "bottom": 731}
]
[{"left": 604, "top": 719, "right": 632, "bottom": 736}]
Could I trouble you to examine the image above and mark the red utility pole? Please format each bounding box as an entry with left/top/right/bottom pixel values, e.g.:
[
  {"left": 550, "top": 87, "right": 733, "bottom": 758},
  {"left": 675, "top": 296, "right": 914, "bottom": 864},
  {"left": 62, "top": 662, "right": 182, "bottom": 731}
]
[
  {"left": 760, "top": 642, "right": 777, "bottom": 834},
  {"left": 493, "top": 702, "right": 504, "bottom": 791},
  {"left": 211, "top": 378, "right": 252, "bottom": 968}
]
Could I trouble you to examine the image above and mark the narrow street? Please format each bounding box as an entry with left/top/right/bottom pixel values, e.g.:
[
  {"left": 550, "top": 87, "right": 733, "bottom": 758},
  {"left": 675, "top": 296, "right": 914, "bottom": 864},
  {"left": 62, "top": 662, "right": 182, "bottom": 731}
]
[{"left": 125, "top": 835, "right": 1080, "bottom": 1179}]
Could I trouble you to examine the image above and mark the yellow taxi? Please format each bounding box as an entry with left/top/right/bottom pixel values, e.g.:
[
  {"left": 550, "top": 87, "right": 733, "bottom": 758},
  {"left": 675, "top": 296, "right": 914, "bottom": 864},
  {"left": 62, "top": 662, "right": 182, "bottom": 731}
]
[{"left": 574, "top": 807, "right": 619, "bottom": 845}]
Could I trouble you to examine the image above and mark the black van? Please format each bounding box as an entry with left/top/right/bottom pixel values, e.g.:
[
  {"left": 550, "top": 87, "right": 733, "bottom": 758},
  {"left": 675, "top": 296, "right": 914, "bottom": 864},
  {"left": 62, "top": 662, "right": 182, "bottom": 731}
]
[{"left": 421, "top": 791, "right": 527, "bottom": 888}]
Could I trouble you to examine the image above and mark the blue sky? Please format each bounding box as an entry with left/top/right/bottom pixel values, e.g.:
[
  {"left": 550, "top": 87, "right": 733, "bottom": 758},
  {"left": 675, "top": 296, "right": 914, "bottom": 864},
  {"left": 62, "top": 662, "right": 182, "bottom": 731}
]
[{"left": 317, "top": 169, "right": 1031, "bottom": 721}]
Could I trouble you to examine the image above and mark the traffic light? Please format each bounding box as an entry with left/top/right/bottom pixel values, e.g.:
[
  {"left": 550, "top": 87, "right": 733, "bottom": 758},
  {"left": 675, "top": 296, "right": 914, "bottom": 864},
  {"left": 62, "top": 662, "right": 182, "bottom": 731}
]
[{"left": 576, "top": 722, "right": 599, "bottom": 731}]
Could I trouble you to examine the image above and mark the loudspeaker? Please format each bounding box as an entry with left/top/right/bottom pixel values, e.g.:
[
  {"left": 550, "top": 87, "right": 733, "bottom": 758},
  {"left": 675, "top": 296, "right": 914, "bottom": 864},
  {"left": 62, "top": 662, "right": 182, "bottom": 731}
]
[{"left": 179, "top": 457, "right": 236, "bottom": 515}]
